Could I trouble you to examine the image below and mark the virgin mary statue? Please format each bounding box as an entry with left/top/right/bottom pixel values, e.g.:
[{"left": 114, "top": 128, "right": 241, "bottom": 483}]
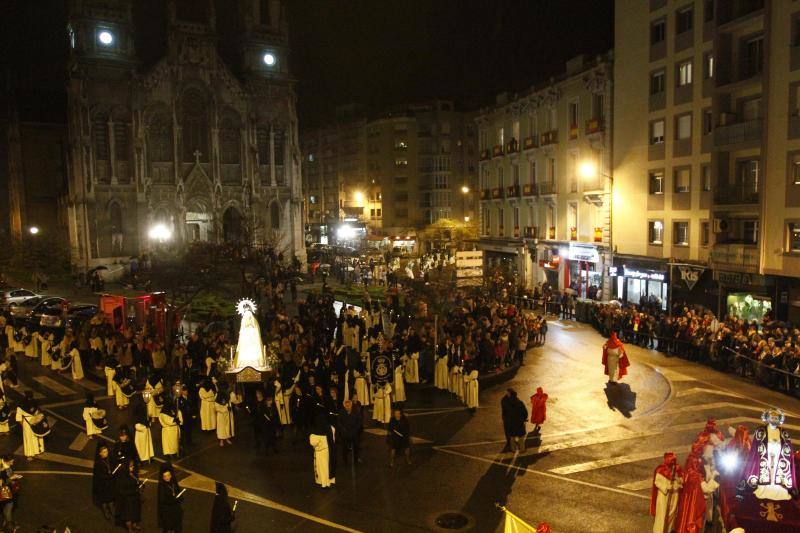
[{"left": 233, "top": 299, "right": 268, "bottom": 371}]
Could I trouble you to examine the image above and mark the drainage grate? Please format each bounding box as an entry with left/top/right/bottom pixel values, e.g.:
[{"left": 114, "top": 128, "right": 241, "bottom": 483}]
[{"left": 434, "top": 512, "right": 470, "bottom": 530}]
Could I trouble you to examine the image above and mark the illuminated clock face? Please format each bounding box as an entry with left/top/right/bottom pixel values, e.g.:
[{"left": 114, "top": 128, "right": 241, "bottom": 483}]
[
  {"left": 98, "top": 30, "right": 114, "bottom": 45},
  {"left": 263, "top": 52, "right": 276, "bottom": 66}
]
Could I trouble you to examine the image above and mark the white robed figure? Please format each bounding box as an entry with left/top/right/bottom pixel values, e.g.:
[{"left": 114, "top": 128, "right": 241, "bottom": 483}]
[
  {"left": 83, "top": 406, "right": 104, "bottom": 437},
  {"left": 135, "top": 422, "right": 154, "bottom": 462},
  {"left": 104, "top": 365, "right": 115, "bottom": 396},
  {"left": 16, "top": 406, "right": 45, "bottom": 458},
  {"left": 354, "top": 368, "right": 371, "bottom": 406},
  {"left": 233, "top": 299, "right": 268, "bottom": 372},
  {"left": 404, "top": 352, "right": 420, "bottom": 384},
  {"left": 198, "top": 384, "right": 217, "bottom": 431},
  {"left": 393, "top": 364, "right": 406, "bottom": 403},
  {"left": 434, "top": 352, "right": 449, "bottom": 390},
  {"left": 69, "top": 345, "right": 84, "bottom": 380},
  {"left": 464, "top": 369, "right": 479, "bottom": 409},
  {"left": 372, "top": 382, "right": 392, "bottom": 424},
  {"left": 159, "top": 409, "right": 183, "bottom": 456},
  {"left": 40, "top": 334, "right": 52, "bottom": 367},
  {"left": 309, "top": 433, "right": 332, "bottom": 488}
]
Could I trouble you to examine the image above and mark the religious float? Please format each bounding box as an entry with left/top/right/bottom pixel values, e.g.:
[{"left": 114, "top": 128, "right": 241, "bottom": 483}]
[
  {"left": 224, "top": 299, "right": 273, "bottom": 384},
  {"left": 651, "top": 409, "right": 799, "bottom": 533}
]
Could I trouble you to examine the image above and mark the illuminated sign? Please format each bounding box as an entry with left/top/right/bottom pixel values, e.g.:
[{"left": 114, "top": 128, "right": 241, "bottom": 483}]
[
  {"left": 623, "top": 267, "right": 666, "bottom": 281},
  {"left": 568, "top": 243, "right": 600, "bottom": 263}
]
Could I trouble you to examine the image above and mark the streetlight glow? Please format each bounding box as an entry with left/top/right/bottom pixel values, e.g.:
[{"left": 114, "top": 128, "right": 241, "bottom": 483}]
[
  {"left": 464, "top": 216, "right": 470, "bottom": 222},
  {"left": 461, "top": 185, "right": 470, "bottom": 194},
  {"left": 98, "top": 31, "right": 114, "bottom": 45},
  {"left": 29, "top": 226, "right": 39, "bottom": 235},
  {"left": 148, "top": 223, "right": 172, "bottom": 242},
  {"left": 354, "top": 191, "right": 365, "bottom": 204},
  {"left": 263, "top": 52, "right": 276, "bottom": 66},
  {"left": 578, "top": 160, "right": 599, "bottom": 180}
]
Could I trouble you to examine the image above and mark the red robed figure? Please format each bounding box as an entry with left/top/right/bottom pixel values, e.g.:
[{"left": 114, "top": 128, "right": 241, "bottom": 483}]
[
  {"left": 602, "top": 332, "right": 630, "bottom": 379},
  {"left": 530, "top": 387, "right": 548, "bottom": 425},
  {"left": 675, "top": 455, "right": 706, "bottom": 533}
]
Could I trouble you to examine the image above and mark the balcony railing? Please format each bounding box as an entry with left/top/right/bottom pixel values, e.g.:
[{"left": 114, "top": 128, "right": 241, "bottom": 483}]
[
  {"left": 480, "top": 149, "right": 490, "bottom": 161},
  {"left": 523, "top": 136, "right": 538, "bottom": 150},
  {"left": 594, "top": 227, "right": 604, "bottom": 242},
  {"left": 522, "top": 183, "right": 536, "bottom": 196},
  {"left": 524, "top": 226, "right": 538, "bottom": 238},
  {"left": 506, "top": 184, "right": 520, "bottom": 197},
  {"left": 586, "top": 118, "right": 605, "bottom": 134},
  {"left": 714, "top": 185, "right": 759, "bottom": 205},
  {"left": 537, "top": 182, "right": 557, "bottom": 195},
  {"left": 492, "top": 145, "right": 504, "bottom": 157},
  {"left": 491, "top": 187, "right": 503, "bottom": 199},
  {"left": 540, "top": 130, "right": 558, "bottom": 146},
  {"left": 506, "top": 139, "right": 519, "bottom": 154},
  {"left": 710, "top": 244, "right": 760, "bottom": 272},
  {"left": 498, "top": 225, "right": 505, "bottom": 237},
  {"left": 714, "top": 119, "right": 762, "bottom": 147},
  {"left": 548, "top": 226, "right": 556, "bottom": 239},
  {"left": 569, "top": 227, "right": 578, "bottom": 241},
  {"left": 480, "top": 189, "right": 490, "bottom": 200}
]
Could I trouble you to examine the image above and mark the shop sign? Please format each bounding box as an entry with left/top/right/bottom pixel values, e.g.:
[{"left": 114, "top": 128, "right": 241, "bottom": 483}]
[
  {"left": 568, "top": 243, "right": 600, "bottom": 263},
  {"left": 713, "top": 270, "right": 768, "bottom": 287},
  {"left": 608, "top": 266, "right": 619, "bottom": 276},
  {"left": 623, "top": 267, "right": 665, "bottom": 281},
  {"left": 677, "top": 265, "right": 705, "bottom": 291}
]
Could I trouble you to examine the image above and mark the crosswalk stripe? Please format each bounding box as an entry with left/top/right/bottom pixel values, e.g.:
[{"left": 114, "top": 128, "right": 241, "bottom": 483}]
[
  {"left": 618, "top": 479, "right": 655, "bottom": 491},
  {"left": 549, "top": 446, "right": 692, "bottom": 475},
  {"left": 33, "top": 376, "right": 75, "bottom": 396},
  {"left": 69, "top": 378, "right": 105, "bottom": 392},
  {"left": 38, "top": 452, "right": 93, "bottom": 469},
  {"left": 7, "top": 381, "right": 45, "bottom": 399},
  {"left": 69, "top": 433, "right": 90, "bottom": 451}
]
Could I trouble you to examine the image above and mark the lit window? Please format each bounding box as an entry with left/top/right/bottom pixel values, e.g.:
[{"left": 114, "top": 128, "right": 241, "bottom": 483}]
[
  {"left": 791, "top": 154, "right": 800, "bottom": 185},
  {"left": 702, "top": 165, "right": 711, "bottom": 191},
  {"left": 650, "top": 120, "right": 665, "bottom": 145},
  {"left": 677, "top": 60, "right": 693, "bottom": 86},
  {"left": 649, "top": 170, "right": 664, "bottom": 194},
  {"left": 788, "top": 223, "right": 800, "bottom": 252},
  {"left": 308, "top": 154, "right": 315, "bottom": 162},
  {"left": 649, "top": 220, "right": 664, "bottom": 245},
  {"left": 674, "top": 168, "right": 691, "bottom": 193},
  {"left": 395, "top": 159, "right": 408, "bottom": 166},
  {"left": 263, "top": 52, "right": 276, "bottom": 66},
  {"left": 674, "top": 221, "right": 689, "bottom": 246},
  {"left": 98, "top": 30, "right": 114, "bottom": 46}
]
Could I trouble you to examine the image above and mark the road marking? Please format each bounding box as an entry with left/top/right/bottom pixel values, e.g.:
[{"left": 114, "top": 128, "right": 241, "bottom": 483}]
[
  {"left": 676, "top": 387, "right": 744, "bottom": 399},
  {"left": 434, "top": 445, "right": 650, "bottom": 501},
  {"left": 69, "top": 433, "right": 89, "bottom": 451},
  {"left": 38, "top": 451, "right": 93, "bottom": 469},
  {"left": 43, "top": 395, "right": 111, "bottom": 408},
  {"left": 7, "top": 381, "right": 45, "bottom": 399},
  {"left": 652, "top": 368, "right": 696, "bottom": 382},
  {"left": 549, "top": 446, "right": 692, "bottom": 475},
  {"left": 70, "top": 378, "right": 105, "bottom": 392},
  {"left": 618, "top": 479, "right": 656, "bottom": 491},
  {"left": 363, "top": 428, "right": 432, "bottom": 444},
  {"left": 33, "top": 376, "right": 76, "bottom": 396}
]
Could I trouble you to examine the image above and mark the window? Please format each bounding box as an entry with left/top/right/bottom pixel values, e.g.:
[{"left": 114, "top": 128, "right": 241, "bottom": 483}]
[
  {"left": 737, "top": 159, "right": 760, "bottom": 192},
  {"left": 512, "top": 164, "right": 519, "bottom": 185},
  {"left": 497, "top": 127, "right": 504, "bottom": 146},
  {"left": 547, "top": 158, "right": 556, "bottom": 183},
  {"left": 93, "top": 113, "right": 109, "bottom": 160},
  {"left": 701, "top": 221, "right": 710, "bottom": 246},
  {"left": 434, "top": 175, "right": 448, "bottom": 189},
  {"left": 219, "top": 113, "right": 241, "bottom": 164},
  {"left": 529, "top": 161, "right": 537, "bottom": 184},
  {"left": 396, "top": 208, "right": 408, "bottom": 218},
  {"left": 744, "top": 220, "right": 759, "bottom": 244},
  {"left": 497, "top": 166, "right": 504, "bottom": 188},
  {"left": 702, "top": 109, "right": 713, "bottom": 135},
  {"left": 788, "top": 223, "right": 800, "bottom": 252},
  {"left": 548, "top": 107, "right": 557, "bottom": 131},
  {"left": 676, "top": 114, "right": 692, "bottom": 140},
  {"left": 651, "top": 19, "right": 666, "bottom": 44},
  {"left": 676, "top": 6, "right": 693, "bottom": 34},
  {"left": 791, "top": 154, "right": 800, "bottom": 185},
  {"left": 395, "top": 159, "right": 408, "bottom": 166},
  {"left": 677, "top": 60, "right": 693, "bottom": 86},
  {"left": 483, "top": 208, "right": 491, "bottom": 234},
  {"left": 743, "top": 36, "right": 764, "bottom": 78},
  {"left": 498, "top": 207, "right": 504, "bottom": 229},
  {"left": 181, "top": 88, "right": 209, "bottom": 162},
  {"left": 270, "top": 202, "right": 280, "bottom": 229},
  {"left": 674, "top": 221, "right": 689, "bottom": 245},
  {"left": 650, "top": 120, "right": 665, "bottom": 144},
  {"left": 569, "top": 101, "right": 579, "bottom": 127},
  {"left": 702, "top": 165, "right": 711, "bottom": 191},
  {"left": 259, "top": 0, "right": 271, "bottom": 25},
  {"left": 568, "top": 202, "right": 578, "bottom": 230},
  {"left": 674, "top": 168, "right": 691, "bottom": 192},
  {"left": 740, "top": 97, "right": 761, "bottom": 121},
  {"left": 704, "top": 0, "right": 714, "bottom": 21},
  {"left": 649, "top": 170, "right": 664, "bottom": 194},
  {"left": 394, "top": 176, "right": 408, "bottom": 185},
  {"left": 704, "top": 53, "right": 714, "bottom": 79},
  {"left": 650, "top": 71, "right": 666, "bottom": 95},
  {"left": 648, "top": 220, "right": 664, "bottom": 244},
  {"left": 528, "top": 114, "right": 538, "bottom": 138},
  {"left": 394, "top": 192, "right": 409, "bottom": 202},
  {"left": 592, "top": 93, "right": 604, "bottom": 120},
  {"left": 513, "top": 207, "right": 520, "bottom": 229},
  {"left": 512, "top": 120, "right": 520, "bottom": 141}
]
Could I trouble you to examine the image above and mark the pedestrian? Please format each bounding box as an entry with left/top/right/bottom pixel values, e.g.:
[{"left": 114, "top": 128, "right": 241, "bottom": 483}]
[
  {"left": 0, "top": 455, "right": 18, "bottom": 530},
  {"left": 464, "top": 362, "right": 479, "bottom": 412},
  {"left": 112, "top": 425, "right": 140, "bottom": 472},
  {"left": 336, "top": 399, "right": 362, "bottom": 465},
  {"left": 309, "top": 412, "right": 334, "bottom": 488},
  {"left": 133, "top": 399, "right": 154, "bottom": 463},
  {"left": 159, "top": 404, "right": 182, "bottom": 459},
  {"left": 15, "top": 391, "right": 45, "bottom": 461},
  {"left": 157, "top": 462, "right": 184, "bottom": 533},
  {"left": 387, "top": 408, "right": 411, "bottom": 467},
  {"left": 114, "top": 458, "right": 142, "bottom": 532},
  {"left": 501, "top": 389, "right": 528, "bottom": 452},
  {"left": 92, "top": 443, "right": 116, "bottom": 520},
  {"left": 602, "top": 332, "right": 630, "bottom": 384},
  {"left": 529, "top": 387, "right": 548, "bottom": 434},
  {"left": 214, "top": 386, "right": 235, "bottom": 447},
  {"left": 83, "top": 392, "right": 105, "bottom": 439},
  {"left": 209, "top": 481, "right": 235, "bottom": 533},
  {"left": 198, "top": 378, "right": 217, "bottom": 432},
  {"left": 177, "top": 385, "right": 195, "bottom": 449}
]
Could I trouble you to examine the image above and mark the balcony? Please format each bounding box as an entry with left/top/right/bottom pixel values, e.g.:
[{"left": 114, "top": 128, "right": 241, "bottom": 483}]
[
  {"left": 498, "top": 225, "right": 505, "bottom": 237},
  {"left": 710, "top": 243, "right": 760, "bottom": 273},
  {"left": 506, "top": 184, "right": 520, "bottom": 198},
  {"left": 537, "top": 182, "right": 557, "bottom": 195},
  {"left": 569, "top": 125, "right": 579, "bottom": 140},
  {"left": 506, "top": 139, "right": 519, "bottom": 154},
  {"left": 513, "top": 226, "right": 520, "bottom": 238},
  {"left": 714, "top": 119, "right": 762, "bottom": 147},
  {"left": 480, "top": 149, "right": 490, "bottom": 161},
  {"left": 548, "top": 226, "right": 556, "bottom": 239},
  {"left": 524, "top": 226, "right": 538, "bottom": 238},
  {"left": 594, "top": 227, "right": 604, "bottom": 243},
  {"left": 540, "top": 130, "right": 558, "bottom": 146},
  {"left": 522, "top": 183, "right": 536, "bottom": 196},
  {"left": 569, "top": 227, "right": 578, "bottom": 241},
  {"left": 523, "top": 136, "right": 538, "bottom": 150},
  {"left": 491, "top": 187, "right": 503, "bottom": 199},
  {"left": 492, "top": 145, "right": 504, "bottom": 158},
  {"left": 716, "top": 0, "right": 764, "bottom": 27},
  {"left": 714, "top": 185, "right": 759, "bottom": 205},
  {"left": 586, "top": 118, "right": 605, "bottom": 135},
  {"left": 480, "top": 189, "right": 491, "bottom": 200}
]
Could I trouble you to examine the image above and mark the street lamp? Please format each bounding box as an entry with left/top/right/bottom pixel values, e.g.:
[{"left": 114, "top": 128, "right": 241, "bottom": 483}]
[
  {"left": 354, "top": 190, "right": 365, "bottom": 205},
  {"left": 28, "top": 226, "right": 40, "bottom": 235},
  {"left": 460, "top": 185, "right": 470, "bottom": 222},
  {"left": 578, "top": 160, "right": 614, "bottom": 300},
  {"left": 148, "top": 223, "right": 172, "bottom": 243},
  {"left": 461, "top": 185, "right": 470, "bottom": 194}
]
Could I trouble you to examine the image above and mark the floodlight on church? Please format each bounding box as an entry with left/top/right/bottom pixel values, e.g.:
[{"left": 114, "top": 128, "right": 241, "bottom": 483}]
[
  {"left": 98, "top": 31, "right": 114, "bottom": 46},
  {"left": 263, "top": 52, "right": 276, "bottom": 66}
]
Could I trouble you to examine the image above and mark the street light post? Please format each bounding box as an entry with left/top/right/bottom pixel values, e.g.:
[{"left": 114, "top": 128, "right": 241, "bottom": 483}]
[
  {"left": 461, "top": 185, "right": 470, "bottom": 222},
  {"left": 578, "top": 161, "right": 614, "bottom": 301}
]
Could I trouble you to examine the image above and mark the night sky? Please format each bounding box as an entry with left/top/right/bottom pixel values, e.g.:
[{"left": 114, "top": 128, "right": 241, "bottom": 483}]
[{"left": 1, "top": 0, "right": 614, "bottom": 129}]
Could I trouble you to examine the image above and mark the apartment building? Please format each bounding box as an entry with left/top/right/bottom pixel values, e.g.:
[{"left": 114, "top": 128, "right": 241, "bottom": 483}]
[
  {"left": 302, "top": 101, "right": 477, "bottom": 243},
  {"left": 616, "top": 0, "right": 800, "bottom": 321},
  {"left": 477, "top": 53, "right": 613, "bottom": 295}
]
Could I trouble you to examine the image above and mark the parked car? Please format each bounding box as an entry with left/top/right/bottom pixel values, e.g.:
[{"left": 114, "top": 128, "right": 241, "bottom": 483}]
[
  {"left": 9, "top": 295, "right": 46, "bottom": 319},
  {"left": 25, "top": 297, "right": 67, "bottom": 327},
  {"left": 0, "top": 288, "right": 39, "bottom": 310},
  {"left": 39, "top": 302, "right": 99, "bottom": 330}
]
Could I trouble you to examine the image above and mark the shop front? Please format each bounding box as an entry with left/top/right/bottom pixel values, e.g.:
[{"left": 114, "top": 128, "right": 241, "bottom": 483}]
[
  {"left": 610, "top": 256, "right": 669, "bottom": 310},
  {"left": 669, "top": 263, "right": 717, "bottom": 312},
  {"left": 479, "top": 239, "right": 530, "bottom": 286},
  {"left": 714, "top": 270, "right": 775, "bottom": 321},
  {"left": 531, "top": 242, "right": 606, "bottom": 296}
]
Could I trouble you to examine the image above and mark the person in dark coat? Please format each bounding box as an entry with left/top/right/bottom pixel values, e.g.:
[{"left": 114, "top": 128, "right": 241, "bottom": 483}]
[
  {"left": 177, "top": 385, "right": 195, "bottom": 449},
  {"left": 157, "top": 462, "right": 183, "bottom": 533},
  {"left": 92, "top": 442, "right": 115, "bottom": 520},
  {"left": 387, "top": 408, "right": 411, "bottom": 467},
  {"left": 209, "top": 481, "right": 234, "bottom": 533},
  {"left": 114, "top": 458, "right": 142, "bottom": 532},
  {"left": 112, "top": 425, "right": 140, "bottom": 472},
  {"left": 501, "top": 389, "right": 528, "bottom": 452},
  {"left": 336, "top": 399, "right": 363, "bottom": 465}
]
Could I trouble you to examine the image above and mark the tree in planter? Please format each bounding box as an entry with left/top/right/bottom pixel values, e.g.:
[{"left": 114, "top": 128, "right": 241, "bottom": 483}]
[{"left": 418, "top": 218, "right": 479, "bottom": 254}]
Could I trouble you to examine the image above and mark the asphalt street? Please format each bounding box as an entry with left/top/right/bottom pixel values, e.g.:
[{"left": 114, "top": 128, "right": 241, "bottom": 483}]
[{"left": 2, "top": 319, "right": 799, "bottom": 532}]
